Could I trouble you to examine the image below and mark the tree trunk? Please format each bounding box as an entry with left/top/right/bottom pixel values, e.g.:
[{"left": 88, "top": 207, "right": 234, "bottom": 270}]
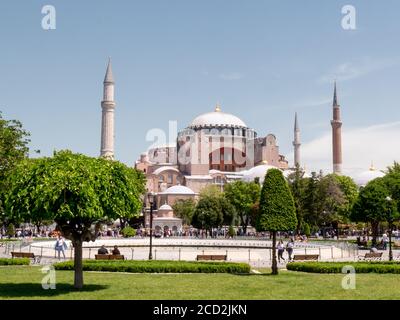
[
  {"left": 73, "top": 239, "right": 84, "bottom": 289},
  {"left": 389, "top": 222, "right": 393, "bottom": 261},
  {"left": 371, "top": 221, "right": 379, "bottom": 246},
  {"left": 243, "top": 216, "right": 248, "bottom": 235},
  {"left": 271, "top": 231, "right": 278, "bottom": 275}
]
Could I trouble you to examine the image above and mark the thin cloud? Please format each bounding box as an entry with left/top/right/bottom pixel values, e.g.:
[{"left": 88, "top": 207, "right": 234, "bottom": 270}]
[
  {"left": 288, "top": 121, "right": 400, "bottom": 173},
  {"left": 293, "top": 97, "right": 332, "bottom": 108},
  {"left": 219, "top": 72, "right": 243, "bottom": 81},
  {"left": 319, "top": 58, "right": 399, "bottom": 83}
]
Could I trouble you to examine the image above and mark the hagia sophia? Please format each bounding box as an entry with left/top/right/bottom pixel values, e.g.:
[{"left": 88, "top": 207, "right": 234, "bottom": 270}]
[{"left": 99, "top": 59, "right": 385, "bottom": 234}]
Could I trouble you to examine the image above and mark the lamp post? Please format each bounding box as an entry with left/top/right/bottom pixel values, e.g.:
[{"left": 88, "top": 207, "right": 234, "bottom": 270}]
[
  {"left": 386, "top": 196, "right": 393, "bottom": 261},
  {"left": 148, "top": 192, "right": 155, "bottom": 260}
]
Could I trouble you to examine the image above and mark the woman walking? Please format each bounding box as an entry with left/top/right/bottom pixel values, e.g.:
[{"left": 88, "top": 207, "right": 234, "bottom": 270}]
[
  {"left": 55, "top": 235, "right": 67, "bottom": 260},
  {"left": 286, "top": 238, "right": 294, "bottom": 261},
  {"left": 277, "top": 240, "right": 285, "bottom": 263}
]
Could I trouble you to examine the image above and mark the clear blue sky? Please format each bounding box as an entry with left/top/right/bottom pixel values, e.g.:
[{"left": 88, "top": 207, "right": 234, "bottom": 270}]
[{"left": 1, "top": 0, "right": 400, "bottom": 171}]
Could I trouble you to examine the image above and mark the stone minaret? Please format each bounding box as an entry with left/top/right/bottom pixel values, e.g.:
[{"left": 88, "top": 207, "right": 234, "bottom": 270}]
[
  {"left": 292, "top": 112, "right": 301, "bottom": 168},
  {"left": 100, "top": 58, "right": 115, "bottom": 160},
  {"left": 331, "top": 81, "right": 342, "bottom": 174}
]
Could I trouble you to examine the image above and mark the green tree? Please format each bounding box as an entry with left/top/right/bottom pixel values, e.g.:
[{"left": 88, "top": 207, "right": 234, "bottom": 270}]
[
  {"left": 0, "top": 113, "right": 30, "bottom": 225},
  {"left": 172, "top": 199, "right": 196, "bottom": 226},
  {"left": 256, "top": 169, "right": 297, "bottom": 275},
  {"left": 302, "top": 171, "right": 323, "bottom": 231},
  {"left": 351, "top": 178, "right": 398, "bottom": 246},
  {"left": 287, "top": 164, "right": 309, "bottom": 233},
  {"left": 384, "top": 162, "right": 400, "bottom": 212},
  {"left": 192, "top": 196, "right": 223, "bottom": 235},
  {"left": 4, "top": 151, "right": 145, "bottom": 289},
  {"left": 224, "top": 180, "right": 260, "bottom": 233},
  {"left": 192, "top": 186, "right": 235, "bottom": 235}
]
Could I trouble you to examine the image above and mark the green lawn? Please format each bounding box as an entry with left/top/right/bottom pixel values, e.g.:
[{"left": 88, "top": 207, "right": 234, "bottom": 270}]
[{"left": 0, "top": 266, "right": 399, "bottom": 300}]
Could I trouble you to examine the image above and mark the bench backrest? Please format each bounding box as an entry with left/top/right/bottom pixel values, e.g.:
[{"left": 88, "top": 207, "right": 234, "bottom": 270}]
[
  {"left": 11, "top": 252, "right": 34, "bottom": 258},
  {"left": 109, "top": 254, "right": 124, "bottom": 260},
  {"left": 95, "top": 254, "right": 110, "bottom": 260},
  {"left": 95, "top": 254, "right": 124, "bottom": 260},
  {"left": 365, "top": 252, "right": 382, "bottom": 258},
  {"left": 197, "top": 255, "right": 227, "bottom": 261},
  {"left": 293, "top": 254, "right": 319, "bottom": 261}
]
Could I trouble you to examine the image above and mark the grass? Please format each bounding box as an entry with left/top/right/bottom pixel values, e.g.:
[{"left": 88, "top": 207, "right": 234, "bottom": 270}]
[{"left": 0, "top": 266, "right": 400, "bottom": 299}]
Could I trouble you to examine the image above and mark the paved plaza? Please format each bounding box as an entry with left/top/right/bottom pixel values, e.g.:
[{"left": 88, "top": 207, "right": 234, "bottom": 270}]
[{"left": 3, "top": 237, "right": 397, "bottom": 267}]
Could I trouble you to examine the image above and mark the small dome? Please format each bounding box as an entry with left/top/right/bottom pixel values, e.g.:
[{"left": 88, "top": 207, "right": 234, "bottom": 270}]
[
  {"left": 189, "top": 106, "right": 247, "bottom": 128},
  {"left": 158, "top": 204, "right": 173, "bottom": 211},
  {"left": 354, "top": 168, "right": 385, "bottom": 186},
  {"left": 161, "top": 185, "right": 195, "bottom": 195},
  {"left": 242, "top": 164, "right": 278, "bottom": 183}
]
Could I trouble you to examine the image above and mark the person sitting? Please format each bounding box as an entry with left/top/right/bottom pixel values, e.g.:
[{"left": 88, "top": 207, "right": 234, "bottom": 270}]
[
  {"left": 98, "top": 245, "right": 109, "bottom": 255},
  {"left": 361, "top": 236, "right": 368, "bottom": 247},
  {"left": 112, "top": 245, "right": 120, "bottom": 255}
]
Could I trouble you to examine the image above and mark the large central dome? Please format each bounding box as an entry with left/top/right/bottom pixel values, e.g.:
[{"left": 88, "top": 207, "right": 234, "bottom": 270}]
[{"left": 189, "top": 105, "right": 247, "bottom": 128}]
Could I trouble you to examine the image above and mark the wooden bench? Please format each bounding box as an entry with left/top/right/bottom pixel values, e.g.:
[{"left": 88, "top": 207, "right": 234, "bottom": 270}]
[
  {"left": 292, "top": 254, "right": 319, "bottom": 261},
  {"left": 358, "top": 252, "right": 383, "bottom": 261},
  {"left": 196, "top": 255, "right": 227, "bottom": 261},
  {"left": 95, "top": 254, "right": 125, "bottom": 260},
  {"left": 11, "top": 251, "right": 40, "bottom": 264}
]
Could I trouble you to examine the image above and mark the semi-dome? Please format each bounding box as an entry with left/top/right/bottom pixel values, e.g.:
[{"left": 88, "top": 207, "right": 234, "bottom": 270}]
[
  {"left": 242, "top": 164, "right": 278, "bottom": 184},
  {"left": 189, "top": 105, "right": 247, "bottom": 128},
  {"left": 354, "top": 166, "right": 385, "bottom": 186},
  {"left": 161, "top": 185, "right": 195, "bottom": 195}
]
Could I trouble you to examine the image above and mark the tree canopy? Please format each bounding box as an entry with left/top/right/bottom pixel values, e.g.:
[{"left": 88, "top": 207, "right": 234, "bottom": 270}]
[
  {"left": 191, "top": 186, "right": 236, "bottom": 233},
  {"left": 257, "top": 169, "right": 297, "bottom": 232},
  {"left": 351, "top": 177, "right": 398, "bottom": 245},
  {"left": 257, "top": 168, "right": 297, "bottom": 275},
  {"left": 4, "top": 150, "right": 146, "bottom": 288},
  {"left": 224, "top": 180, "right": 260, "bottom": 233},
  {"left": 172, "top": 198, "right": 196, "bottom": 226},
  {"left": 0, "top": 112, "right": 30, "bottom": 221}
]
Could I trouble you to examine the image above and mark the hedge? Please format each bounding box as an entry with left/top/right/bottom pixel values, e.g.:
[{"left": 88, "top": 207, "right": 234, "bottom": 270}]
[
  {"left": 0, "top": 258, "right": 30, "bottom": 266},
  {"left": 287, "top": 261, "right": 400, "bottom": 274},
  {"left": 54, "top": 260, "right": 251, "bottom": 274}
]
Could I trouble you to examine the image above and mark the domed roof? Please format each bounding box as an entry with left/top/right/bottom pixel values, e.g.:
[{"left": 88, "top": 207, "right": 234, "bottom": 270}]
[
  {"left": 189, "top": 105, "right": 247, "bottom": 128},
  {"left": 354, "top": 167, "right": 385, "bottom": 186},
  {"left": 158, "top": 204, "right": 173, "bottom": 211},
  {"left": 161, "top": 185, "right": 195, "bottom": 195},
  {"left": 242, "top": 164, "right": 278, "bottom": 184}
]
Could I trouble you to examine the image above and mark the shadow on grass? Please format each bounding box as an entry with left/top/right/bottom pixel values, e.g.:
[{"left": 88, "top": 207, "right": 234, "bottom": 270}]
[
  {"left": 0, "top": 283, "right": 109, "bottom": 298},
  {"left": 235, "top": 273, "right": 277, "bottom": 277}
]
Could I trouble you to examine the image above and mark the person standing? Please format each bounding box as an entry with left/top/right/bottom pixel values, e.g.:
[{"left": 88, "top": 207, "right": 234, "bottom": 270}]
[
  {"left": 55, "top": 235, "right": 66, "bottom": 260},
  {"left": 382, "top": 233, "right": 389, "bottom": 250},
  {"left": 286, "top": 238, "right": 294, "bottom": 261},
  {"left": 277, "top": 240, "right": 285, "bottom": 263}
]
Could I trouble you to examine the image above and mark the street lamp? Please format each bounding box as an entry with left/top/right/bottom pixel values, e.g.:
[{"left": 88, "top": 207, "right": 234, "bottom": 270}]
[
  {"left": 148, "top": 192, "right": 155, "bottom": 260},
  {"left": 386, "top": 196, "right": 393, "bottom": 261}
]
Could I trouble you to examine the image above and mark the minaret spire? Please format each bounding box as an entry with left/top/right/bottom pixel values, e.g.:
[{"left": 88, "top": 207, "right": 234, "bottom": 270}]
[
  {"left": 104, "top": 57, "right": 114, "bottom": 84},
  {"left": 293, "top": 112, "right": 301, "bottom": 168},
  {"left": 331, "top": 81, "right": 343, "bottom": 174},
  {"left": 333, "top": 80, "right": 338, "bottom": 106},
  {"left": 100, "top": 58, "right": 116, "bottom": 160}
]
